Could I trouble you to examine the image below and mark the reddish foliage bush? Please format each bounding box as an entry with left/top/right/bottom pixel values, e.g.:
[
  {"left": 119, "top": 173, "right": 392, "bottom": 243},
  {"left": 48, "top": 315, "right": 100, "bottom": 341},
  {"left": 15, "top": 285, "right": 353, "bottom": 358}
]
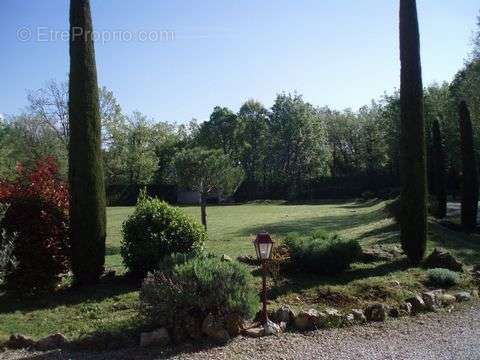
[{"left": 0, "top": 157, "right": 70, "bottom": 292}]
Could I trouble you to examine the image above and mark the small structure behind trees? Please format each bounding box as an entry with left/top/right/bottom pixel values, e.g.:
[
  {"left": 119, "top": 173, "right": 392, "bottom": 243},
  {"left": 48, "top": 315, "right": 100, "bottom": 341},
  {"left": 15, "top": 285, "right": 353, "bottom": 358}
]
[{"left": 173, "top": 147, "right": 244, "bottom": 229}]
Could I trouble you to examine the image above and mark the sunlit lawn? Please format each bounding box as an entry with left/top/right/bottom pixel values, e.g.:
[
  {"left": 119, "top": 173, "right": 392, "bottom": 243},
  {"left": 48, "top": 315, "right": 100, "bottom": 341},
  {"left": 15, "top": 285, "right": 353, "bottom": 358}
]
[{"left": 1, "top": 200, "right": 479, "bottom": 344}]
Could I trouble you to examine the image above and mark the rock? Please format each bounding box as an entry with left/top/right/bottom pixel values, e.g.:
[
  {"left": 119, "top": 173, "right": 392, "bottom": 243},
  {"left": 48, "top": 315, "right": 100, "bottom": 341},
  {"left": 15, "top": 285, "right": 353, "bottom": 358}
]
[
  {"left": 263, "top": 320, "right": 281, "bottom": 336},
  {"left": 140, "top": 328, "right": 170, "bottom": 347},
  {"left": 424, "top": 248, "right": 463, "bottom": 272},
  {"left": 352, "top": 309, "right": 367, "bottom": 323},
  {"left": 438, "top": 294, "right": 456, "bottom": 306},
  {"left": 388, "top": 307, "right": 400, "bottom": 318},
  {"left": 325, "top": 308, "right": 343, "bottom": 327},
  {"left": 471, "top": 290, "right": 479, "bottom": 298},
  {"left": 344, "top": 313, "right": 355, "bottom": 325},
  {"left": 184, "top": 314, "right": 203, "bottom": 340},
  {"left": 454, "top": 291, "right": 471, "bottom": 302},
  {"left": 36, "top": 333, "right": 67, "bottom": 350},
  {"left": 294, "top": 309, "right": 324, "bottom": 330},
  {"left": 274, "top": 305, "right": 295, "bottom": 325},
  {"left": 406, "top": 295, "right": 425, "bottom": 314},
  {"left": 422, "top": 291, "right": 439, "bottom": 312},
  {"left": 5, "top": 334, "right": 35, "bottom": 349},
  {"left": 202, "top": 314, "right": 230, "bottom": 343},
  {"left": 237, "top": 255, "right": 259, "bottom": 266},
  {"left": 221, "top": 254, "right": 232, "bottom": 262},
  {"left": 242, "top": 327, "right": 264, "bottom": 338},
  {"left": 279, "top": 322, "right": 288, "bottom": 331},
  {"left": 365, "top": 303, "right": 387, "bottom": 322},
  {"left": 224, "top": 313, "right": 244, "bottom": 337},
  {"left": 399, "top": 302, "right": 412, "bottom": 316}
]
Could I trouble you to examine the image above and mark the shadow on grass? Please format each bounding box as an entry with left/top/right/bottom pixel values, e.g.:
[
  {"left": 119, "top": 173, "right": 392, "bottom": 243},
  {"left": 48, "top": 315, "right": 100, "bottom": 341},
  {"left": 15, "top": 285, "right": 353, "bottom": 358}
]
[
  {"left": 0, "top": 276, "right": 139, "bottom": 314},
  {"left": 337, "top": 198, "right": 384, "bottom": 209},
  {"left": 106, "top": 245, "right": 122, "bottom": 256},
  {"left": 269, "top": 258, "right": 409, "bottom": 301},
  {"left": 428, "top": 220, "right": 480, "bottom": 266},
  {"left": 238, "top": 208, "right": 389, "bottom": 239}
]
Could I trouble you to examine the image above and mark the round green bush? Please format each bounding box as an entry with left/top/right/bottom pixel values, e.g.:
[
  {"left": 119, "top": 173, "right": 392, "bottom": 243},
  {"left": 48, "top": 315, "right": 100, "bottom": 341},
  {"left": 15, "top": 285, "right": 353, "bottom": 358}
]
[
  {"left": 427, "top": 268, "right": 460, "bottom": 288},
  {"left": 140, "top": 256, "right": 259, "bottom": 329},
  {"left": 285, "top": 230, "right": 362, "bottom": 275},
  {"left": 121, "top": 196, "right": 206, "bottom": 276}
]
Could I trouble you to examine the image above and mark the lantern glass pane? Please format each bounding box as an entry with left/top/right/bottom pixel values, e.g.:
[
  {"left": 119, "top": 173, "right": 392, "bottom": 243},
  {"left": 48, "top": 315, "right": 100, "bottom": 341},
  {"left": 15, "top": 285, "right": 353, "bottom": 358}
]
[
  {"left": 255, "top": 243, "right": 261, "bottom": 260},
  {"left": 259, "top": 243, "right": 272, "bottom": 259}
]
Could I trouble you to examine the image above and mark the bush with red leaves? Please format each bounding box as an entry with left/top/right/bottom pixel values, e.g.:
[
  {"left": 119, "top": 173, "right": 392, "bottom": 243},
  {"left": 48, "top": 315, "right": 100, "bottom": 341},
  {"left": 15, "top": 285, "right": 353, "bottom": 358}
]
[{"left": 0, "top": 157, "right": 70, "bottom": 292}]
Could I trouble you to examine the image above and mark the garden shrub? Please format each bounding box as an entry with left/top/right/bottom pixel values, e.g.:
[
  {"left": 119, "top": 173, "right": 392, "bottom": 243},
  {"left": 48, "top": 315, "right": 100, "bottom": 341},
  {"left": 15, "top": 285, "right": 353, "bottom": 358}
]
[
  {"left": 121, "top": 194, "right": 206, "bottom": 276},
  {"left": 284, "top": 230, "right": 362, "bottom": 275},
  {"left": 140, "top": 256, "right": 259, "bottom": 330},
  {"left": 427, "top": 268, "right": 460, "bottom": 288},
  {"left": 0, "top": 158, "right": 70, "bottom": 292}
]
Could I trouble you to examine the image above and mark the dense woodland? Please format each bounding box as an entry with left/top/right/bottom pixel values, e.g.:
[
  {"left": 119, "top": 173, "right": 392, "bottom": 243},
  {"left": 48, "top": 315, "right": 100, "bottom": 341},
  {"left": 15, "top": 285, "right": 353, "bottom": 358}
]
[{"left": 1, "top": 14, "right": 479, "bottom": 202}]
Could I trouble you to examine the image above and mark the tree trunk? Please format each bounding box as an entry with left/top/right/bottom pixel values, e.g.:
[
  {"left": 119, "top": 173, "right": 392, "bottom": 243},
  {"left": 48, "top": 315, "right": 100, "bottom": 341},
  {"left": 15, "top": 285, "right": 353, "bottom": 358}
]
[
  {"left": 399, "top": 0, "right": 427, "bottom": 265},
  {"left": 68, "top": 0, "right": 106, "bottom": 285},
  {"left": 459, "top": 101, "right": 479, "bottom": 231},
  {"left": 200, "top": 194, "right": 207, "bottom": 230}
]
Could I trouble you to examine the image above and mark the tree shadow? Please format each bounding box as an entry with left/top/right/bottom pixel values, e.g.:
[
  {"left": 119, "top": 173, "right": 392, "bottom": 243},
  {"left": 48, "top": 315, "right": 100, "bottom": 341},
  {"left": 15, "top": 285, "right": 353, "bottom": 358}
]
[
  {"left": 269, "top": 258, "right": 409, "bottom": 301},
  {"left": 0, "top": 275, "right": 139, "bottom": 314},
  {"left": 237, "top": 208, "right": 388, "bottom": 240},
  {"left": 106, "top": 245, "right": 121, "bottom": 256},
  {"left": 428, "top": 220, "right": 480, "bottom": 266},
  {"left": 337, "top": 198, "right": 384, "bottom": 209}
]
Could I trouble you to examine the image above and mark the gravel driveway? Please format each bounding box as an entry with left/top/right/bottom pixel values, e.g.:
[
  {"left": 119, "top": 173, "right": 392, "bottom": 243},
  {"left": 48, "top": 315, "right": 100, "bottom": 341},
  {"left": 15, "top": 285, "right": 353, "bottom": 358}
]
[{"left": 2, "top": 303, "right": 480, "bottom": 360}]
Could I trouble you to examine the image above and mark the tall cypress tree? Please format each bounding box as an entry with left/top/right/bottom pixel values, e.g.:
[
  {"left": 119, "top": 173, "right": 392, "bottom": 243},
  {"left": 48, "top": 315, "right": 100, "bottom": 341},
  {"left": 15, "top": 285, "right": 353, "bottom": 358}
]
[
  {"left": 68, "top": 0, "right": 106, "bottom": 284},
  {"left": 431, "top": 119, "right": 447, "bottom": 219},
  {"left": 399, "top": 0, "right": 427, "bottom": 264},
  {"left": 459, "top": 101, "right": 479, "bottom": 231}
]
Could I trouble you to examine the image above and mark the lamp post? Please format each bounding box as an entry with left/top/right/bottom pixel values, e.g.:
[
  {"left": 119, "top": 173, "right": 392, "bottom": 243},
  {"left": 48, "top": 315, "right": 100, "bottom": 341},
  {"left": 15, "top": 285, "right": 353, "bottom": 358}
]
[{"left": 253, "top": 231, "right": 274, "bottom": 324}]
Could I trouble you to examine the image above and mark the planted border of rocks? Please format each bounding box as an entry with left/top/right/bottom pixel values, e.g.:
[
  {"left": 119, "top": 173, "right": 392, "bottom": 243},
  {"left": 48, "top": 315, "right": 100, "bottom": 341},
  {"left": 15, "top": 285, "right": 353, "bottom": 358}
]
[
  {"left": 2, "top": 288, "right": 479, "bottom": 351},
  {"left": 238, "top": 288, "right": 479, "bottom": 340}
]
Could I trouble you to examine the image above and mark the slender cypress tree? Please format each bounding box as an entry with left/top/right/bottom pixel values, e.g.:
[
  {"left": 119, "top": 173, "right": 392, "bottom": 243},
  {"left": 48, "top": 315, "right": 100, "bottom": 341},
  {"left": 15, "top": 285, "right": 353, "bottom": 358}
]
[
  {"left": 68, "top": 0, "right": 106, "bottom": 284},
  {"left": 431, "top": 119, "right": 447, "bottom": 219},
  {"left": 399, "top": 0, "right": 427, "bottom": 264},
  {"left": 459, "top": 101, "right": 479, "bottom": 231}
]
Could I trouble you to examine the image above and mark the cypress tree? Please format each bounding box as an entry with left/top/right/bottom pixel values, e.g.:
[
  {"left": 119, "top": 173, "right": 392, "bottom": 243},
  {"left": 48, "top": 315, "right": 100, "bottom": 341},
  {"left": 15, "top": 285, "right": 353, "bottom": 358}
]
[
  {"left": 399, "top": 0, "right": 428, "bottom": 264},
  {"left": 68, "top": 0, "right": 106, "bottom": 284},
  {"left": 431, "top": 119, "right": 447, "bottom": 218},
  {"left": 458, "top": 101, "right": 479, "bottom": 231}
]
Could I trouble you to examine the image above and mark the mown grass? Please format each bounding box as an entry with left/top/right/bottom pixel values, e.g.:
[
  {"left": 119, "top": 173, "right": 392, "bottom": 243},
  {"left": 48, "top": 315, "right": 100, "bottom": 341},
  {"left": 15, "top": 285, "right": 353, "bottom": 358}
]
[{"left": 1, "top": 199, "right": 479, "bottom": 344}]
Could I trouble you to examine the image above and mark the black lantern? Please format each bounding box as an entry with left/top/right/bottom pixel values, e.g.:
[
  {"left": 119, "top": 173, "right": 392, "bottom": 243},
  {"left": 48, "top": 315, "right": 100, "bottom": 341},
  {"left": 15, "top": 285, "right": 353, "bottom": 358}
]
[
  {"left": 253, "top": 231, "right": 274, "bottom": 324},
  {"left": 253, "top": 231, "right": 274, "bottom": 260}
]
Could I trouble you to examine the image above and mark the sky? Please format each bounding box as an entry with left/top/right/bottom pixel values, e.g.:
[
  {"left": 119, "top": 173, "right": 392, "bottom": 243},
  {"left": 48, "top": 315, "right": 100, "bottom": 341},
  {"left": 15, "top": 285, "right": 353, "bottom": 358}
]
[{"left": 0, "top": 0, "right": 479, "bottom": 124}]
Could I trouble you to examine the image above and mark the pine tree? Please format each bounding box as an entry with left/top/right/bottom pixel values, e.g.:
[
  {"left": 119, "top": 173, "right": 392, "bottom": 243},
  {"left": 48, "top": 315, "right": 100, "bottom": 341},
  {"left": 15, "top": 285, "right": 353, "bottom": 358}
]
[
  {"left": 68, "top": 0, "right": 106, "bottom": 284},
  {"left": 431, "top": 119, "right": 447, "bottom": 218},
  {"left": 458, "top": 101, "right": 479, "bottom": 231},
  {"left": 399, "top": 0, "right": 428, "bottom": 264}
]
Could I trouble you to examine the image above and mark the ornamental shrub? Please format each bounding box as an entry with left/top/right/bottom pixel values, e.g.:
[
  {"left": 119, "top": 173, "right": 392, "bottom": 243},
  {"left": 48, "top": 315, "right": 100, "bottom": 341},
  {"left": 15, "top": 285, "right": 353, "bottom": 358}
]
[
  {"left": 284, "top": 230, "right": 362, "bottom": 275},
  {"left": 0, "top": 158, "right": 70, "bottom": 292},
  {"left": 140, "top": 256, "right": 259, "bottom": 329},
  {"left": 427, "top": 268, "right": 460, "bottom": 288},
  {"left": 121, "top": 194, "right": 206, "bottom": 277}
]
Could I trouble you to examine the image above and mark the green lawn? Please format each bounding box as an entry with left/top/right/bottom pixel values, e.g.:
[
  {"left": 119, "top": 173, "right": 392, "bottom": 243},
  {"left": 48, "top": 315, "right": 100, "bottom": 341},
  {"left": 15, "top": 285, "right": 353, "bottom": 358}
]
[
  {"left": 105, "top": 200, "right": 394, "bottom": 270},
  {"left": 1, "top": 200, "right": 479, "bottom": 345}
]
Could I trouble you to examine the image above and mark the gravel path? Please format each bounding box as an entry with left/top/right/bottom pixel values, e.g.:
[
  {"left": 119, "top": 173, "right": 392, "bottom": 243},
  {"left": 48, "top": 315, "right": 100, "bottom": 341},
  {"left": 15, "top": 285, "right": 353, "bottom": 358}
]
[{"left": 2, "top": 303, "right": 480, "bottom": 360}]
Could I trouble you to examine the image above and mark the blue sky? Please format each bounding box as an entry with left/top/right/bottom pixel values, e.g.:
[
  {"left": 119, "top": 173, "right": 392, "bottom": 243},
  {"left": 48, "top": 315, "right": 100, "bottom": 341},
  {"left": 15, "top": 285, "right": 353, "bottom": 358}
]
[{"left": 1, "top": 0, "right": 478, "bottom": 123}]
